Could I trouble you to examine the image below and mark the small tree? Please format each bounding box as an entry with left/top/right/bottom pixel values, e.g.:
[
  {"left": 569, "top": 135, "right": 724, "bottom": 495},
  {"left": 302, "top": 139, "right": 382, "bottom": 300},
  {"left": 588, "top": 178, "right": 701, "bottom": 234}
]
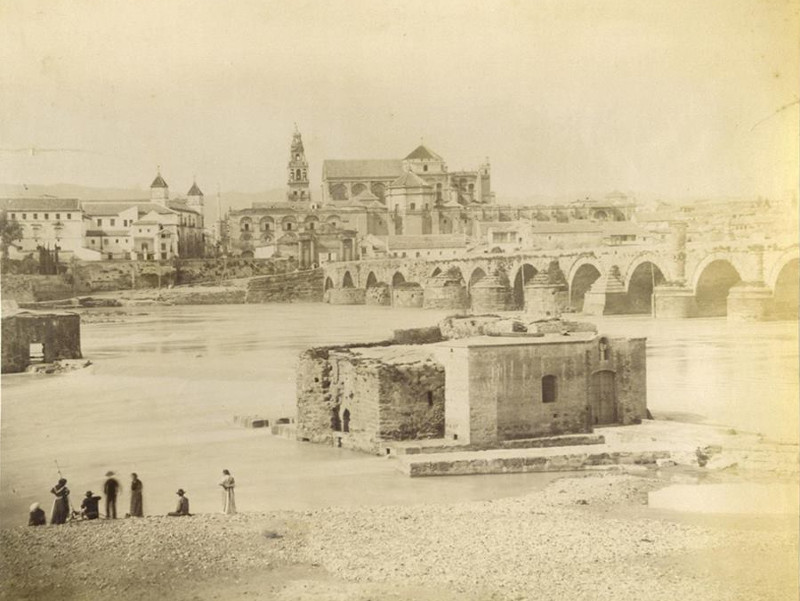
[{"left": 0, "top": 211, "right": 23, "bottom": 267}]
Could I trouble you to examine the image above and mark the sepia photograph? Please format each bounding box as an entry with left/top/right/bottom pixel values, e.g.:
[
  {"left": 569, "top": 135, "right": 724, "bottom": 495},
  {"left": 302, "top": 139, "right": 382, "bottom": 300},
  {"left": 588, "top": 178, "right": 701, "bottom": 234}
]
[{"left": 0, "top": 1, "right": 798, "bottom": 599}]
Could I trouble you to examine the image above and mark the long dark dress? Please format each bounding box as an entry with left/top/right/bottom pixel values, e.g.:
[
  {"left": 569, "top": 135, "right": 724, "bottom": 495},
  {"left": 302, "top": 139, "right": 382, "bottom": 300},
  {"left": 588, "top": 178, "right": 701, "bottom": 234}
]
[
  {"left": 130, "top": 478, "right": 143, "bottom": 517},
  {"left": 50, "top": 483, "right": 70, "bottom": 524}
]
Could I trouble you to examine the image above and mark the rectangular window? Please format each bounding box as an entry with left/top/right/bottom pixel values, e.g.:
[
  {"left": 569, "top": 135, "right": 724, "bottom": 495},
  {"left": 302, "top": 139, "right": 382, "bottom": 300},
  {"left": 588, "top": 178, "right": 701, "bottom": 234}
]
[
  {"left": 33, "top": 214, "right": 37, "bottom": 219},
  {"left": 542, "top": 375, "right": 557, "bottom": 403},
  {"left": 96, "top": 219, "right": 102, "bottom": 226},
  {"left": 110, "top": 219, "right": 115, "bottom": 226},
  {"left": 161, "top": 243, "right": 166, "bottom": 251},
  {"left": 22, "top": 214, "right": 26, "bottom": 220},
  {"left": 115, "top": 239, "right": 119, "bottom": 243},
  {"left": 91, "top": 239, "right": 95, "bottom": 245},
  {"left": 44, "top": 213, "right": 49, "bottom": 220},
  {"left": 55, "top": 214, "right": 60, "bottom": 220},
  {"left": 10, "top": 214, "right": 15, "bottom": 219},
  {"left": 66, "top": 213, "right": 71, "bottom": 220}
]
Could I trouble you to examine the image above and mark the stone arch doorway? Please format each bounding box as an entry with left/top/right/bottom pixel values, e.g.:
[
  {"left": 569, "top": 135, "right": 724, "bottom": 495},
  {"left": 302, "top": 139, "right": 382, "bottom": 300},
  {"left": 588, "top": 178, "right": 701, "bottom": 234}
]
[
  {"left": 392, "top": 272, "right": 406, "bottom": 287},
  {"left": 591, "top": 370, "right": 617, "bottom": 425},
  {"left": 695, "top": 260, "right": 741, "bottom": 317},
  {"left": 626, "top": 262, "right": 666, "bottom": 314},
  {"left": 468, "top": 267, "right": 487, "bottom": 288},
  {"left": 772, "top": 258, "right": 798, "bottom": 320},
  {"left": 366, "top": 272, "right": 379, "bottom": 288},
  {"left": 512, "top": 264, "right": 538, "bottom": 310},
  {"left": 342, "top": 271, "right": 355, "bottom": 288},
  {"left": 324, "top": 277, "right": 334, "bottom": 291},
  {"left": 570, "top": 264, "right": 601, "bottom": 312}
]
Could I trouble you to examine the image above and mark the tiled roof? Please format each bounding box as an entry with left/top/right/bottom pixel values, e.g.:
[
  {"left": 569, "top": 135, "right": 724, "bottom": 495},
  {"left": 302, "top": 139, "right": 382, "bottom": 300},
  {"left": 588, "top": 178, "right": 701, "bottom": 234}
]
[
  {"left": 404, "top": 145, "right": 443, "bottom": 161},
  {"left": 322, "top": 159, "right": 403, "bottom": 180},
  {"left": 0, "top": 198, "right": 81, "bottom": 211},
  {"left": 85, "top": 229, "right": 131, "bottom": 237},
  {"left": 187, "top": 182, "right": 203, "bottom": 196},
  {"left": 167, "top": 199, "right": 201, "bottom": 214},
  {"left": 81, "top": 201, "right": 175, "bottom": 216},
  {"left": 529, "top": 222, "right": 604, "bottom": 234},
  {"left": 386, "top": 234, "right": 466, "bottom": 250},
  {"left": 389, "top": 171, "right": 430, "bottom": 188},
  {"left": 352, "top": 188, "right": 379, "bottom": 202}
]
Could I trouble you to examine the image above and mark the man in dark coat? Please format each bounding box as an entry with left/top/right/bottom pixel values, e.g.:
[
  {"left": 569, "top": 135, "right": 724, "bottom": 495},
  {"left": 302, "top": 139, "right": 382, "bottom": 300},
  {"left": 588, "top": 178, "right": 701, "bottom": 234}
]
[
  {"left": 103, "top": 471, "right": 120, "bottom": 519},
  {"left": 81, "top": 491, "right": 102, "bottom": 520},
  {"left": 167, "top": 489, "right": 191, "bottom": 516}
]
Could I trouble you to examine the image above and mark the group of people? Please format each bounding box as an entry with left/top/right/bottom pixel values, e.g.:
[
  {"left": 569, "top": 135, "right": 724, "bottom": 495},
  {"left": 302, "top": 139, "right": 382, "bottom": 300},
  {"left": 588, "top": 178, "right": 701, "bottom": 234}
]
[{"left": 29, "top": 469, "right": 236, "bottom": 525}]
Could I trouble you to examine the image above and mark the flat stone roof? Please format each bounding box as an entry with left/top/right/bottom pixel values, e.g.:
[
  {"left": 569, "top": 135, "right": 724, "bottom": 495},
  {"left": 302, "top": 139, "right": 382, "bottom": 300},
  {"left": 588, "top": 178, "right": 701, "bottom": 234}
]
[
  {"left": 436, "top": 332, "right": 598, "bottom": 348},
  {"left": 337, "top": 344, "right": 436, "bottom": 365}
]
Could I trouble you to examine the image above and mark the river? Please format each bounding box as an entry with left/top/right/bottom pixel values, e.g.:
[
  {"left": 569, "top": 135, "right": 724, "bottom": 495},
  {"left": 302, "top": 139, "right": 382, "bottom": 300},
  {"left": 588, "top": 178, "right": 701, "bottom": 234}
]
[{"left": 0, "top": 304, "right": 796, "bottom": 524}]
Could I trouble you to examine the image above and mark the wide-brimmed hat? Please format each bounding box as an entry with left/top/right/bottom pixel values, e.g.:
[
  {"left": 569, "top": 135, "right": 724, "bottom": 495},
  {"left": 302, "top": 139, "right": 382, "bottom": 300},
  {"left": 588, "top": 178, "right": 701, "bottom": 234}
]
[
  {"left": 176, "top": 489, "right": 185, "bottom": 495},
  {"left": 85, "top": 490, "right": 94, "bottom": 497},
  {"left": 105, "top": 471, "right": 115, "bottom": 477}
]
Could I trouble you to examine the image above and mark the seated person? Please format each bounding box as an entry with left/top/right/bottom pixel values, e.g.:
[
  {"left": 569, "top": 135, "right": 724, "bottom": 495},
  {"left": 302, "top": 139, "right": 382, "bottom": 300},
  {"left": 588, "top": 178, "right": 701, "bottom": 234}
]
[
  {"left": 167, "top": 489, "right": 191, "bottom": 516},
  {"left": 28, "top": 502, "right": 46, "bottom": 526},
  {"left": 81, "top": 491, "right": 102, "bottom": 520}
]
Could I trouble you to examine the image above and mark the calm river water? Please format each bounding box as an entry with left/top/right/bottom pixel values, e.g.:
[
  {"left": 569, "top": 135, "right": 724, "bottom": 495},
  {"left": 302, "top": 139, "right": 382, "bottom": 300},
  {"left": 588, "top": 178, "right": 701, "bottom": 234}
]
[{"left": 1, "top": 304, "right": 796, "bottom": 524}]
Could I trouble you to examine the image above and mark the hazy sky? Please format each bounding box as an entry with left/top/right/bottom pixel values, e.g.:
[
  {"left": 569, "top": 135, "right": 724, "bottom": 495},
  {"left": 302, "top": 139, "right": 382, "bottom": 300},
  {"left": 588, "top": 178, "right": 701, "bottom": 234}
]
[{"left": 0, "top": 0, "right": 797, "bottom": 201}]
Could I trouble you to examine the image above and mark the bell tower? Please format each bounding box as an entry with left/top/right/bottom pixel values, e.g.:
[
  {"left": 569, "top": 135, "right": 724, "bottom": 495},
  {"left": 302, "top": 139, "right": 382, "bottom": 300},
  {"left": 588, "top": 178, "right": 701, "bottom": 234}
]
[{"left": 287, "top": 124, "right": 310, "bottom": 202}]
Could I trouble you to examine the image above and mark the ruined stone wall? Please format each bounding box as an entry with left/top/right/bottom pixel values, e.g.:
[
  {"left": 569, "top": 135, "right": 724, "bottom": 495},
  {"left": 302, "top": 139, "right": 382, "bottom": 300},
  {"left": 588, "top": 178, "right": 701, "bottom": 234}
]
[
  {"left": 295, "top": 348, "right": 335, "bottom": 444},
  {"left": 2, "top": 313, "right": 82, "bottom": 373},
  {"left": 246, "top": 269, "right": 323, "bottom": 303},
  {"left": 330, "top": 353, "right": 382, "bottom": 453},
  {"left": 0, "top": 275, "right": 74, "bottom": 303},
  {"left": 378, "top": 361, "right": 445, "bottom": 443},
  {"left": 467, "top": 341, "right": 592, "bottom": 443}
]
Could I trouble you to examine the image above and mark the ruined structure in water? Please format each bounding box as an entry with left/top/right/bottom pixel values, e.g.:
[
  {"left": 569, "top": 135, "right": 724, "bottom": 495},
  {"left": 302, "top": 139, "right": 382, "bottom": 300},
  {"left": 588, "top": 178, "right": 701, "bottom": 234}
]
[
  {"left": 1, "top": 301, "right": 82, "bottom": 373},
  {"left": 295, "top": 315, "right": 647, "bottom": 455}
]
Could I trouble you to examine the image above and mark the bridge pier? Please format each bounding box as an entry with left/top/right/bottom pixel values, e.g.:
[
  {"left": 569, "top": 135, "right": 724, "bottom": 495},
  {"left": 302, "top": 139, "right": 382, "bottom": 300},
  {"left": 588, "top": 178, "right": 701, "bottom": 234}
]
[
  {"left": 365, "top": 284, "right": 391, "bottom": 305},
  {"left": 327, "top": 288, "right": 367, "bottom": 305},
  {"left": 653, "top": 285, "right": 696, "bottom": 318},
  {"left": 524, "top": 282, "right": 568, "bottom": 318},
  {"left": 424, "top": 276, "right": 469, "bottom": 310},
  {"left": 470, "top": 276, "right": 510, "bottom": 313},
  {"left": 393, "top": 283, "right": 424, "bottom": 308},
  {"left": 726, "top": 284, "right": 773, "bottom": 321}
]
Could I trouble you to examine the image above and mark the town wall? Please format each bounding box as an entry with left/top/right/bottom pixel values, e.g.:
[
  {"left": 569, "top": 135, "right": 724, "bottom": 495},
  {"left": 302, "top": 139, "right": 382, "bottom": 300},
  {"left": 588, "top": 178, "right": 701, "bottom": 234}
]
[{"left": 245, "top": 269, "right": 324, "bottom": 303}]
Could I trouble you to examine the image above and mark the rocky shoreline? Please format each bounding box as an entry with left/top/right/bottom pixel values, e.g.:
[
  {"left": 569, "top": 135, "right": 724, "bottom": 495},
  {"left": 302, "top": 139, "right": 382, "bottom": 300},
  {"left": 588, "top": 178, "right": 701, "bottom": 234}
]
[{"left": 2, "top": 472, "right": 796, "bottom": 601}]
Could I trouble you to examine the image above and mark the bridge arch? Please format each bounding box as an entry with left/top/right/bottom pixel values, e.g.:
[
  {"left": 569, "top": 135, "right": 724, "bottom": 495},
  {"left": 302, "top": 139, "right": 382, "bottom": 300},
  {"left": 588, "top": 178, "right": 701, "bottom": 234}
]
[
  {"left": 468, "top": 267, "right": 488, "bottom": 288},
  {"left": 623, "top": 254, "right": 673, "bottom": 291},
  {"left": 692, "top": 257, "right": 742, "bottom": 317},
  {"left": 342, "top": 271, "right": 355, "bottom": 288},
  {"left": 324, "top": 277, "right": 334, "bottom": 291},
  {"left": 511, "top": 263, "right": 538, "bottom": 310},
  {"left": 391, "top": 271, "right": 407, "bottom": 287},
  {"left": 766, "top": 249, "right": 800, "bottom": 291},
  {"left": 624, "top": 257, "right": 668, "bottom": 314},
  {"left": 567, "top": 257, "right": 604, "bottom": 312},
  {"left": 365, "top": 271, "right": 380, "bottom": 288},
  {"left": 769, "top": 253, "right": 799, "bottom": 319}
]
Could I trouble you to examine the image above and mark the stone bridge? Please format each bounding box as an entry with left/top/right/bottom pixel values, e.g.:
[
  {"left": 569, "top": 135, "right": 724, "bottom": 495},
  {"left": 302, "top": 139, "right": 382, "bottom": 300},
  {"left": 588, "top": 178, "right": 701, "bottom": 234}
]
[{"left": 321, "top": 237, "right": 799, "bottom": 320}]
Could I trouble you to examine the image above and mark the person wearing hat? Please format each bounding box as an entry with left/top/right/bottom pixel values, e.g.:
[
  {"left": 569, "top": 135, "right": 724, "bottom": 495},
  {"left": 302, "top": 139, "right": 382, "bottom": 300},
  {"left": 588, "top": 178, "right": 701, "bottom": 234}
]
[
  {"left": 81, "top": 491, "right": 102, "bottom": 520},
  {"left": 28, "top": 502, "right": 46, "bottom": 526},
  {"left": 167, "top": 489, "right": 191, "bottom": 517},
  {"left": 103, "top": 471, "right": 121, "bottom": 519}
]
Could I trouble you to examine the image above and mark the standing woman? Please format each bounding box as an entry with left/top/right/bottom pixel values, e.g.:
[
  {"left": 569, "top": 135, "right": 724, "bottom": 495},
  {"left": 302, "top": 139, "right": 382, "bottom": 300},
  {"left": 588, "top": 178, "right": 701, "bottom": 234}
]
[
  {"left": 50, "top": 478, "right": 70, "bottom": 524},
  {"left": 219, "top": 469, "right": 236, "bottom": 515},
  {"left": 129, "top": 473, "right": 143, "bottom": 517}
]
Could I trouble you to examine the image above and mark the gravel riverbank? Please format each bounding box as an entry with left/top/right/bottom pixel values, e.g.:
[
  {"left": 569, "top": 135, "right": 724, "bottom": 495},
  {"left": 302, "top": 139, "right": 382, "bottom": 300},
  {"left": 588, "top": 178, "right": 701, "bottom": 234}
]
[{"left": 2, "top": 472, "right": 796, "bottom": 601}]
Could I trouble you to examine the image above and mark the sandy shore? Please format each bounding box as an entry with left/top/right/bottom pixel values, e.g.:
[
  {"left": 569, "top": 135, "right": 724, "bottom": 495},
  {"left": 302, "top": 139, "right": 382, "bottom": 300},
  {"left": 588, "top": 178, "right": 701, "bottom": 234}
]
[{"left": 2, "top": 471, "right": 797, "bottom": 601}]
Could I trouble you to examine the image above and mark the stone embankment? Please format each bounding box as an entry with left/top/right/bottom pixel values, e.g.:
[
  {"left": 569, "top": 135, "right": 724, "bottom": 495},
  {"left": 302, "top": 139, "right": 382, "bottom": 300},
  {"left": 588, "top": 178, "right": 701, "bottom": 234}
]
[{"left": 1, "top": 473, "right": 796, "bottom": 601}]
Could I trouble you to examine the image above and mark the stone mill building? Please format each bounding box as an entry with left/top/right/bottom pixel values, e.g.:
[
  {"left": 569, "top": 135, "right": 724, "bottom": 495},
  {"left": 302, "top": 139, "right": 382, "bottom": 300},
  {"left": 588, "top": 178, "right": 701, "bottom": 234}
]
[{"left": 295, "top": 316, "right": 647, "bottom": 455}]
